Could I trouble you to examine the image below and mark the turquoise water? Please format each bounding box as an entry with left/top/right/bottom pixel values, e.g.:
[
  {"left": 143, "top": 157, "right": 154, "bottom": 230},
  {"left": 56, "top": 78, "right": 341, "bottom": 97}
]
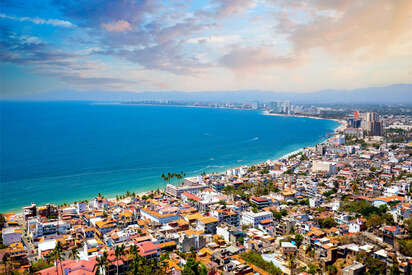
[{"left": 0, "top": 102, "right": 338, "bottom": 212}]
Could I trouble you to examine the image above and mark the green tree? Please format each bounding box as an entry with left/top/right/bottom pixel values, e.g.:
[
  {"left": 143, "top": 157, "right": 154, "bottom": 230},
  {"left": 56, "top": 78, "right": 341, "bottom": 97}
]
[
  {"left": 52, "top": 241, "right": 64, "bottom": 275},
  {"left": 94, "top": 251, "right": 109, "bottom": 275},
  {"left": 294, "top": 233, "right": 303, "bottom": 248},
  {"left": 288, "top": 256, "right": 297, "bottom": 275},
  {"left": 182, "top": 258, "right": 207, "bottom": 275},
  {"left": 2, "top": 252, "right": 10, "bottom": 275},
  {"left": 327, "top": 265, "right": 337, "bottom": 275},
  {"left": 405, "top": 217, "right": 412, "bottom": 235},
  {"left": 366, "top": 214, "right": 384, "bottom": 230},
  {"left": 240, "top": 252, "right": 282, "bottom": 275},
  {"left": 307, "top": 263, "right": 321, "bottom": 274},
  {"left": 318, "top": 217, "right": 337, "bottom": 229},
  {"left": 365, "top": 256, "right": 386, "bottom": 275},
  {"left": 69, "top": 247, "right": 80, "bottom": 261},
  {"left": 0, "top": 213, "right": 6, "bottom": 230},
  {"left": 114, "top": 244, "right": 126, "bottom": 275},
  {"left": 399, "top": 239, "right": 412, "bottom": 256}
]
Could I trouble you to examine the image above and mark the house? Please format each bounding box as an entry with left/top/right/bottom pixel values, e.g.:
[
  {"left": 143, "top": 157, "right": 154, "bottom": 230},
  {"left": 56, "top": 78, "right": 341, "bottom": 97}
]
[
  {"left": 241, "top": 211, "right": 273, "bottom": 228},
  {"left": 372, "top": 196, "right": 407, "bottom": 207},
  {"left": 137, "top": 241, "right": 160, "bottom": 260},
  {"left": 211, "top": 209, "right": 240, "bottom": 227},
  {"left": 140, "top": 208, "right": 180, "bottom": 224},
  {"left": 281, "top": 242, "right": 297, "bottom": 257},
  {"left": 342, "top": 261, "right": 366, "bottom": 275},
  {"left": 250, "top": 196, "right": 271, "bottom": 208},
  {"left": 177, "top": 230, "right": 206, "bottom": 252},
  {"left": 94, "top": 219, "right": 117, "bottom": 235},
  {"left": 197, "top": 217, "right": 219, "bottom": 234},
  {"left": 39, "top": 258, "right": 97, "bottom": 275},
  {"left": 76, "top": 201, "right": 88, "bottom": 214},
  {"left": 2, "top": 227, "right": 22, "bottom": 245}
]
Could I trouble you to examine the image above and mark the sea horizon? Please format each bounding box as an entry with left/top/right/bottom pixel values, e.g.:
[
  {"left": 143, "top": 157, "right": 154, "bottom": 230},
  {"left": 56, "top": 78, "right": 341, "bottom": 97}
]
[{"left": 0, "top": 101, "right": 339, "bottom": 212}]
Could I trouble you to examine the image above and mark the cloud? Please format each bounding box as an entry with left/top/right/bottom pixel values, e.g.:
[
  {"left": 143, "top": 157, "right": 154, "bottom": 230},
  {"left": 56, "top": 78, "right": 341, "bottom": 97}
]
[
  {"left": 0, "top": 13, "right": 74, "bottom": 27},
  {"left": 102, "top": 20, "right": 132, "bottom": 32},
  {"left": 212, "top": 0, "right": 256, "bottom": 19},
  {"left": 51, "top": 0, "right": 215, "bottom": 75},
  {"left": 219, "top": 46, "right": 298, "bottom": 73},
  {"left": 100, "top": 40, "right": 211, "bottom": 75},
  {"left": 187, "top": 35, "right": 241, "bottom": 44},
  {"left": 275, "top": 0, "right": 412, "bottom": 58}
]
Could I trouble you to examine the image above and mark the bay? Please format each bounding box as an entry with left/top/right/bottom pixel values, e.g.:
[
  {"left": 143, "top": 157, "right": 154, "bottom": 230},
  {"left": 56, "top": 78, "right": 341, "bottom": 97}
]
[{"left": 0, "top": 101, "right": 338, "bottom": 212}]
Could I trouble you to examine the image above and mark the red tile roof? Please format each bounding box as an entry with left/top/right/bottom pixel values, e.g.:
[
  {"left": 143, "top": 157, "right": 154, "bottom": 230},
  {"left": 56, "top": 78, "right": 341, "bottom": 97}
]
[
  {"left": 182, "top": 192, "right": 202, "bottom": 202},
  {"left": 251, "top": 196, "right": 268, "bottom": 202},
  {"left": 137, "top": 241, "right": 160, "bottom": 257}
]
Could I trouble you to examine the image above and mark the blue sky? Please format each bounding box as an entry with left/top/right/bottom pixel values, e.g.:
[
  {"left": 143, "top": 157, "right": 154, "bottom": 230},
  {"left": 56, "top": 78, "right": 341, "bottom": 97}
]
[{"left": 1, "top": 0, "right": 411, "bottom": 97}]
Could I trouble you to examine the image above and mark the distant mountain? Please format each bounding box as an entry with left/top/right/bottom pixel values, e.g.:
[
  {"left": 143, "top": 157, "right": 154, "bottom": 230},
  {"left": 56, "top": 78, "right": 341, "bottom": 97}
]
[{"left": 4, "top": 84, "right": 412, "bottom": 104}]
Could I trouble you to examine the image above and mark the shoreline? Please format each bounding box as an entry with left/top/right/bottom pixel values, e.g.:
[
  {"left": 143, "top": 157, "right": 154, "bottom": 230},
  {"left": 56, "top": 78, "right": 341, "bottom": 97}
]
[{"left": 1, "top": 111, "right": 342, "bottom": 214}]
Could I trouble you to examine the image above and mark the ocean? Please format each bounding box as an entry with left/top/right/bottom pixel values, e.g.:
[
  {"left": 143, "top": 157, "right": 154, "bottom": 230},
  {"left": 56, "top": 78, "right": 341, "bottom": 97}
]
[{"left": 0, "top": 101, "right": 339, "bottom": 212}]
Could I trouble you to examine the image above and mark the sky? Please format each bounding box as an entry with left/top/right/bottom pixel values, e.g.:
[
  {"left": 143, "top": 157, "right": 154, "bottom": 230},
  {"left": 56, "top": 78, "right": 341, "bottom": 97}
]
[{"left": 1, "top": 0, "right": 411, "bottom": 97}]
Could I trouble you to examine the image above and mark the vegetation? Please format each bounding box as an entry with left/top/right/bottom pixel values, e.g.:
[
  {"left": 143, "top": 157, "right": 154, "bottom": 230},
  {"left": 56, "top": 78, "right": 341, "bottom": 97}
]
[
  {"left": 127, "top": 245, "right": 165, "bottom": 275},
  {"left": 323, "top": 189, "right": 337, "bottom": 198},
  {"left": 29, "top": 259, "right": 54, "bottom": 273},
  {"left": 94, "top": 251, "right": 109, "bottom": 275},
  {"left": 240, "top": 251, "right": 282, "bottom": 275},
  {"left": 161, "top": 171, "right": 186, "bottom": 188},
  {"left": 364, "top": 256, "right": 387, "bottom": 275},
  {"left": 340, "top": 200, "right": 387, "bottom": 218},
  {"left": 398, "top": 239, "right": 412, "bottom": 256},
  {"left": 181, "top": 258, "right": 207, "bottom": 275},
  {"left": 0, "top": 213, "right": 5, "bottom": 230},
  {"left": 294, "top": 233, "right": 303, "bottom": 248},
  {"left": 317, "top": 217, "right": 337, "bottom": 229}
]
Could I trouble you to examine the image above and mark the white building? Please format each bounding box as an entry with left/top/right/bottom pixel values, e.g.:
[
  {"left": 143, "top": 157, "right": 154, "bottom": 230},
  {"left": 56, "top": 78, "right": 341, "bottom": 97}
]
[
  {"left": 27, "top": 218, "right": 70, "bottom": 239},
  {"left": 76, "top": 201, "right": 88, "bottom": 214},
  {"left": 140, "top": 208, "right": 180, "bottom": 224},
  {"left": 38, "top": 239, "right": 57, "bottom": 257},
  {"left": 197, "top": 217, "right": 219, "bottom": 234},
  {"left": 241, "top": 211, "right": 273, "bottom": 228},
  {"left": 166, "top": 183, "right": 206, "bottom": 198},
  {"left": 348, "top": 222, "right": 361, "bottom": 233},
  {"left": 1, "top": 227, "right": 22, "bottom": 245},
  {"left": 312, "top": 161, "right": 337, "bottom": 175}
]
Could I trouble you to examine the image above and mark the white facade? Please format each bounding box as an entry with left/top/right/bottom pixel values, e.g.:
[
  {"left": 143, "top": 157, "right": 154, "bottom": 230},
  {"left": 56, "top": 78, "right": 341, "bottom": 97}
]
[
  {"left": 348, "top": 223, "right": 361, "bottom": 233},
  {"left": 76, "top": 202, "right": 88, "bottom": 214},
  {"left": 241, "top": 211, "right": 273, "bottom": 228},
  {"left": 2, "top": 227, "right": 22, "bottom": 245},
  {"left": 27, "top": 218, "right": 69, "bottom": 239},
  {"left": 216, "top": 226, "right": 230, "bottom": 242},
  {"left": 312, "top": 161, "right": 337, "bottom": 175}
]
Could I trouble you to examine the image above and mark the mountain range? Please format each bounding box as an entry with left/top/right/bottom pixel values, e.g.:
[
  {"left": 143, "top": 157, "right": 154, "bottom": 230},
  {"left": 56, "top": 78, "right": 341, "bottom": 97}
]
[{"left": 4, "top": 84, "right": 412, "bottom": 104}]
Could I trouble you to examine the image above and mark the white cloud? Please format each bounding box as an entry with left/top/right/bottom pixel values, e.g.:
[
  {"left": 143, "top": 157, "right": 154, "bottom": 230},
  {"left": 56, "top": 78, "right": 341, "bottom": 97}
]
[
  {"left": 187, "top": 35, "right": 241, "bottom": 44},
  {"left": 0, "top": 13, "right": 74, "bottom": 27},
  {"left": 102, "top": 20, "right": 132, "bottom": 32}
]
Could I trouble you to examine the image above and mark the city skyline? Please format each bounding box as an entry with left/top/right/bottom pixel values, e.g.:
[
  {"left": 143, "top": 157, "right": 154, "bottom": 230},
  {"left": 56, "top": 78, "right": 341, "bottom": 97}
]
[{"left": 1, "top": 0, "right": 411, "bottom": 97}]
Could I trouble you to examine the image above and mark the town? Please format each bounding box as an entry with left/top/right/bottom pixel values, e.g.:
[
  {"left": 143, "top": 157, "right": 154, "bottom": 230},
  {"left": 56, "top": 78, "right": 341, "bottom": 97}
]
[{"left": 1, "top": 110, "right": 412, "bottom": 275}]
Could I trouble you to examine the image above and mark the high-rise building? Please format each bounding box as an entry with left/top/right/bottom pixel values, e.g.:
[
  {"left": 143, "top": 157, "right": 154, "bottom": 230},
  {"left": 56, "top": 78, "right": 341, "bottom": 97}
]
[{"left": 361, "top": 112, "right": 383, "bottom": 136}]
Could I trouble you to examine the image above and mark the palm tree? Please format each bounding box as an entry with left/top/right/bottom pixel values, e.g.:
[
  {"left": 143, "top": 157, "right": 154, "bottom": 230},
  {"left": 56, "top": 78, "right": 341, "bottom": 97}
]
[
  {"left": 69, "top": 247, "right": 80, "bottom": 261},
  {"left": 352, "top": 182, "right": 359, "bottom": 194},
  {"left": 2, "top": 252, "right": 10, "bottom": 275},
  {"left": 94, "top": 252, "right": 109, "bottom": 275},
  {"left": 288, "top": 256, "right": 297, "bottom": 275},
  {"left": 114, "top": 244, "right": 125, "bottom": 275},
  {"left": 53, "top": 241, "right": 64, "bottom": 275}
]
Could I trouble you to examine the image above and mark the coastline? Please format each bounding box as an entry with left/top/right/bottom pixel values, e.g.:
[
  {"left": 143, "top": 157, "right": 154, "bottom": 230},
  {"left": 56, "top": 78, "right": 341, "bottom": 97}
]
[{"left": 1, "top": 109, "right": 342, "bottom": 214}]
